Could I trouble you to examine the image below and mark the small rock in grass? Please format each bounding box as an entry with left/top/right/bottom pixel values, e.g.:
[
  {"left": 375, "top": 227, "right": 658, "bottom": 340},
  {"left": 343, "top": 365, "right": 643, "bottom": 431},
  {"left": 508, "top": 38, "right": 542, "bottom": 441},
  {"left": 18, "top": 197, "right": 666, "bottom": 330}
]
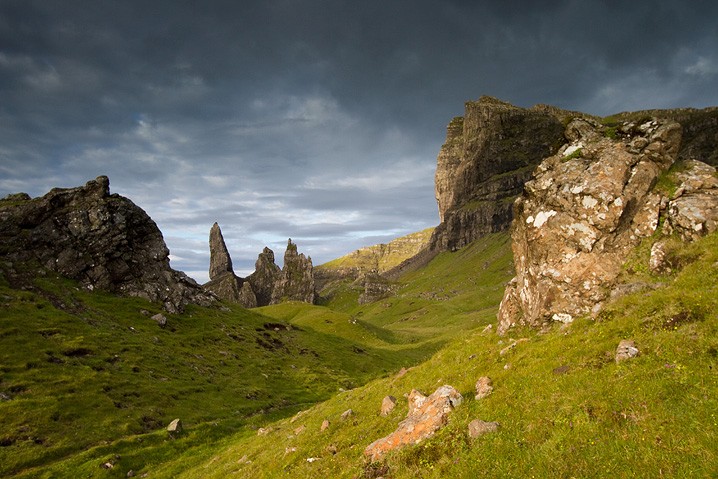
[
  {"left": 474, "top": 377, "right": 493, "bottom": 400},
  {"left": 468, "top": 419, "right": 500, "bottom": 438},
  {"left": 615, "top": 340, "right": 639, "bottom": 363},
  {"left": 340, "top": 408, "right": 354, "bottom": 420},
  {"left": 320, "top": 419, "right": 330, "bottom": 431},
  {"left": 380, "top": 396, "right": 396, "bottom": 416}
]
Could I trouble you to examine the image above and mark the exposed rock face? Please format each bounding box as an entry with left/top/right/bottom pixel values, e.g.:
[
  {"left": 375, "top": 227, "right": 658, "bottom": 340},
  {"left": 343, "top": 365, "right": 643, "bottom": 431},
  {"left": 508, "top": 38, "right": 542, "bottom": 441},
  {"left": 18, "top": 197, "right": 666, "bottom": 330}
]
[
  {"left": 497, "top": 116, "right": 718, "bottom": 334},
  {"left": 364, "top": 385, "right": 463, "bottom": 461},
  {"left": 0, "top": 176, "right": 214, "bottom": 313},
  {"left": 247, "top": 247, "right": 281, "bottom": 306},
  {"left": 430, "top": 97, "right": 567, "bottom": 252},
  {"left": 208, "top": 222, "right": 233, "bottom": 279},
  {"left": 358, "top": 271, "right": 397, "bottom": 304},
  {"left": 663, "top": 160, "right": 718, "bottom": 240},
  {"left": 204, "top": 222, "right": 257, "bottom": 308},
  {"left": 270, "top": 239, "right": 315, "bottom": 305}
]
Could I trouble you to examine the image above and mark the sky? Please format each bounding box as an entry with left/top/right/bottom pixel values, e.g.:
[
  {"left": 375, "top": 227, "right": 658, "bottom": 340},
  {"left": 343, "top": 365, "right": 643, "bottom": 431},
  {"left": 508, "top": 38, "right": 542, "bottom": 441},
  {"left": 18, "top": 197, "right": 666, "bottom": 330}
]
[{"left": 1, "top": 0, "right": 717, "bottom": 283}]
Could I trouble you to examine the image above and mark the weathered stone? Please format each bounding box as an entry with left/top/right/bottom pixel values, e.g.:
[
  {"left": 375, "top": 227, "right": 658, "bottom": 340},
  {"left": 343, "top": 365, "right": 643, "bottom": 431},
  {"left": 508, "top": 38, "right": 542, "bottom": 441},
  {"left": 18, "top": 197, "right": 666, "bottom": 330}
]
[
  {"left": 270, "top": 239, "right": 315, "bottom": 304},
  {"left": 663, "top": 160, "right": 718, "bottom": 241},
  {"left": 364, "top": 385, "right": 463, "bottom": 461},
  {"left": 615, "top": 340, "right": 639, "bottom": 363},
  {"left": 151, "top": 313, "right": 167, "bottom": 328},
  {"left": 208, "top": 222, "right": 233, "bottom": 280},
  {"left": 247, "top": 247, "right": 281, "bottom": 306},
  {"left": 359, "top": 272, "right": 397, "bottom": 304},
  {"left": 497, "top": 118, "right": 685, "bottom": 333},
  {"left": 0, "top": 176, "right": 214, "bottom": 313},
  {"left": 468, "top": 419, "right": 500, "bottom": 438},
  {"left": 649, "top": 240, "right": 670, "bottom": 273},
  {"left": 257, "top": 427, "right": 271, "bottom": 436},
  {"left": 340, "top": 408, "right": 354, "bottom": 421},
  {"left": 380, "top": 395, "right": 397, "bottom": 416},
  {"left": 474, "top": 377, "right": 493, "bottom": 400},
  {"left": 320, "top": 419, "right": 330, "bottom": 431},
  {"left": 167, "top": 418, "right": 182, "bottom": 434}
]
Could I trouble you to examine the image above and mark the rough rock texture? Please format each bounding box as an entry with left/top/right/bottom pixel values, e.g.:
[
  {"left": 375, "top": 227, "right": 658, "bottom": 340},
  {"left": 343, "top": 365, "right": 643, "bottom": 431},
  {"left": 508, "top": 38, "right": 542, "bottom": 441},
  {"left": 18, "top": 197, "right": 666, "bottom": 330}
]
[
  {"left": 613, "top": 107, "right": 718, "bottom": 166},
  {"left": 497, "top": 116, "right": 718, "bottom": 334},
  {"left": 474, "top": 376, "right": 494, "bottom": 400},
  {"left": 615, "top": 340, "right": 640, "bottom": 363},
  {"left": 364, "top": 385, "right": 463, "bottom": 461},
  {"left": 0, "top": 176, "right": 214, "bottom": 313},
  {"left": 358, "top": 271, "right": 397, "bottom": 304},
  {"left": 468, "top": 419, "right": 500, "bottom": 438},
  {"left": 208, "top": 222, "right": 233, "bottom": 279},
  {"left": 203, "top": 223, "right": 258, "bottom": 308},
  {"left": 429, "top": 97, "right": 567, "bottom": 252},
  {"left": 380, "top": 395, "right": 397, "bottom": 416},
  {"left": 663, "top": 160, "right": 718, "bottom": 240},
  {"left": 247, "top": 247, "right": 281, "bottom": 307},
  {"left": 270, "top": 239, "right": 315, "bottom": 305}
]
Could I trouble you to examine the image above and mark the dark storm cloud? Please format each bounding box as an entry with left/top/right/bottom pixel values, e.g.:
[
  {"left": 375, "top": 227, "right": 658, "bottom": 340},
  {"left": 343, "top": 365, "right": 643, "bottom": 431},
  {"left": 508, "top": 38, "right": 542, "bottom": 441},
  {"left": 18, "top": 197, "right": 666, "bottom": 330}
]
[{"left": 2, "top": 0, "right": 717, "bottom": 282}]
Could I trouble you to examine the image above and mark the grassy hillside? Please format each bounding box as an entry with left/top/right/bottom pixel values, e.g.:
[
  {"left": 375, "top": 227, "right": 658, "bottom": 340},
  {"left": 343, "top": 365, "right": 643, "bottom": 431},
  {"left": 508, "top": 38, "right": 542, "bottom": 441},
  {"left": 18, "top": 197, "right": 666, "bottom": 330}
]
[
  {"left": 165, "top": 231, "right": 718, "bottom": 478},
  {"left": 3, "top": 229, "right": 716, "bottom": 478},
  {"left": 0, "top": 231, "right": 513, "bottom": 478}
]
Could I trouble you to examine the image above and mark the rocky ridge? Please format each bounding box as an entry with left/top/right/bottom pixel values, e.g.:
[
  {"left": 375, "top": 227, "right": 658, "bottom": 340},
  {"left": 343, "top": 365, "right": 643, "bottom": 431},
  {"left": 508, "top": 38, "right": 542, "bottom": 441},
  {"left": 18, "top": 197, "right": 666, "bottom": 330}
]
[
  {"left": 0, "top": 176, "right": 214, "bottom": 313},
  {"left": 205, "top": 227, "right": 315, "bottom": 307}
]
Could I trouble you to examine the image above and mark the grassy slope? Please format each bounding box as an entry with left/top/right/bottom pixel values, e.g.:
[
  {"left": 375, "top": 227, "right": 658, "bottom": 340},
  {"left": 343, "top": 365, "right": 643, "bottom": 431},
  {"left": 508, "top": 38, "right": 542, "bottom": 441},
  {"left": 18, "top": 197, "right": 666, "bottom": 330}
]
[
  {"left": 1, "top": 232, "right": 513, "bottom": 478},
  {"left": 3, "top": 229, "right": 717, "bottom": 478},
  {"left": 172, "top": 232, "right": 717, "bottom": 478}
]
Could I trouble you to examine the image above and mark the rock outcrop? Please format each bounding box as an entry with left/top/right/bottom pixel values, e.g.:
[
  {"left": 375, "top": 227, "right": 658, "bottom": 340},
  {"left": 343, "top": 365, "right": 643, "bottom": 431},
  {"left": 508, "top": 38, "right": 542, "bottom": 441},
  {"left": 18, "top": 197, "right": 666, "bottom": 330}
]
[
  {"left": 203, "top": 227, "right": 316, "bottom": 307},
  {"left": 270, "top": 239, "right": 315, "bottom": 304},
  {"left": 364, "top": 385, "right": 463, "bottom": 461},
  {"left": 0, "top": 176, "right": 214, "bottom": 313},
  {"left": 203, "top": 223, "right": 257, "bottom": 308},
  {"left": 247, "top": 247, "right": 282, "bottom": 306},
  {"left": 429, "top": 97, "right": 568, "bottom": 252},
  {"left": 497, "top": 116, "right": 718, "bottom": 334},
  {"left": 208, "top": 222, "right": 234, "bottom": 279}
]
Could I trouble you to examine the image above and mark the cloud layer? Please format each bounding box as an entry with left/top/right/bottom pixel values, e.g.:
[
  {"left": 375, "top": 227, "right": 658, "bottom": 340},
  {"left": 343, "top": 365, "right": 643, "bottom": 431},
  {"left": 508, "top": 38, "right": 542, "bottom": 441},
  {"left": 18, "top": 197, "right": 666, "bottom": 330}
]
[{"left": 2, "top": 0, "right": 717, "bottom": 283}]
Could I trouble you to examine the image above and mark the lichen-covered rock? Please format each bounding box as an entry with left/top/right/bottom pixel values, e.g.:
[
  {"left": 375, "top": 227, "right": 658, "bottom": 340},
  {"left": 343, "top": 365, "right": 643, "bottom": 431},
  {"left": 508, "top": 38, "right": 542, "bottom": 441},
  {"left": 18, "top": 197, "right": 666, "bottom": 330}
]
[
  {"left": 430, "top": 97, "right": 567, "bottom": 252},
  {"left": 0, "top": 176, "right": 214, "bottom": 313},
  {"left": 364, "top": 385, "right": 463, "bottom": 461},
  {"left": 270, "top": 239, "right": 315, "bottom": 305},
  {"left": 615, "top": 339, "right": 639, "bottom": 363},
  {"left": 497, "top": 118, "right": 684, "bottom": 333},
  {"left": 663, "top": 160, "right": 718, "bottom": 240}
]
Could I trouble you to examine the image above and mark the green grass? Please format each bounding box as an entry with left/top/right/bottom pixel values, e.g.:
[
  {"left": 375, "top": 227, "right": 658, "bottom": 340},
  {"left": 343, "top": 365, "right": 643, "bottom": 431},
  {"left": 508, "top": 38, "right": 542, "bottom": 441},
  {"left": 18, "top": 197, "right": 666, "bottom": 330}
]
[
  {"left": 3, "top": 229, "right": 717, "bottom": 478},
  {"left": 164, "top": 231, "right": 718, "bottom": 478}
]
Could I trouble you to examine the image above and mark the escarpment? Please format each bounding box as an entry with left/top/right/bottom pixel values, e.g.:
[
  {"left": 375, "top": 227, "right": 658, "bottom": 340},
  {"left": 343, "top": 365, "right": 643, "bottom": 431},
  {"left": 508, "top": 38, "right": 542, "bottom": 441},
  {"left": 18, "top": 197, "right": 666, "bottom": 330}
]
[
  {"left": 0, "top": 176, "right": 214, "bottom": 312},
  {"left": 430, "top": 96, "right": 569, "bottom": 252}
]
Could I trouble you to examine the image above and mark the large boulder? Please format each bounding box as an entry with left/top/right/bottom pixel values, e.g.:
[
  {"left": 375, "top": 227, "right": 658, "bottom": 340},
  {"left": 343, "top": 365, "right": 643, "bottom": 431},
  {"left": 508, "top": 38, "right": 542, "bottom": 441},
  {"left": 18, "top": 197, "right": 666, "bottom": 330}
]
[
  {"left": 0, "top": 176, "right": 214, "bottom": 313},
  {"left": 364, "top": 385, "right": 463, "bottom": 461},
  {"left": 497, "top": 116, "right": 718, "bottom": 333}
]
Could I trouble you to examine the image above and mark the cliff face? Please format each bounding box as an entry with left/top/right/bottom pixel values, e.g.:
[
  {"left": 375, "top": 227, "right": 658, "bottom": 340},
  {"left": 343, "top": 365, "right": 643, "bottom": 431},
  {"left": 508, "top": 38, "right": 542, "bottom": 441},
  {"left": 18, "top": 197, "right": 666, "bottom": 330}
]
[
  {"left": 0, "top": 176, "right": 214, "bottom": 313},
  {"left": 430, "top": 97, "right": 568, "bottom": 252}
]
